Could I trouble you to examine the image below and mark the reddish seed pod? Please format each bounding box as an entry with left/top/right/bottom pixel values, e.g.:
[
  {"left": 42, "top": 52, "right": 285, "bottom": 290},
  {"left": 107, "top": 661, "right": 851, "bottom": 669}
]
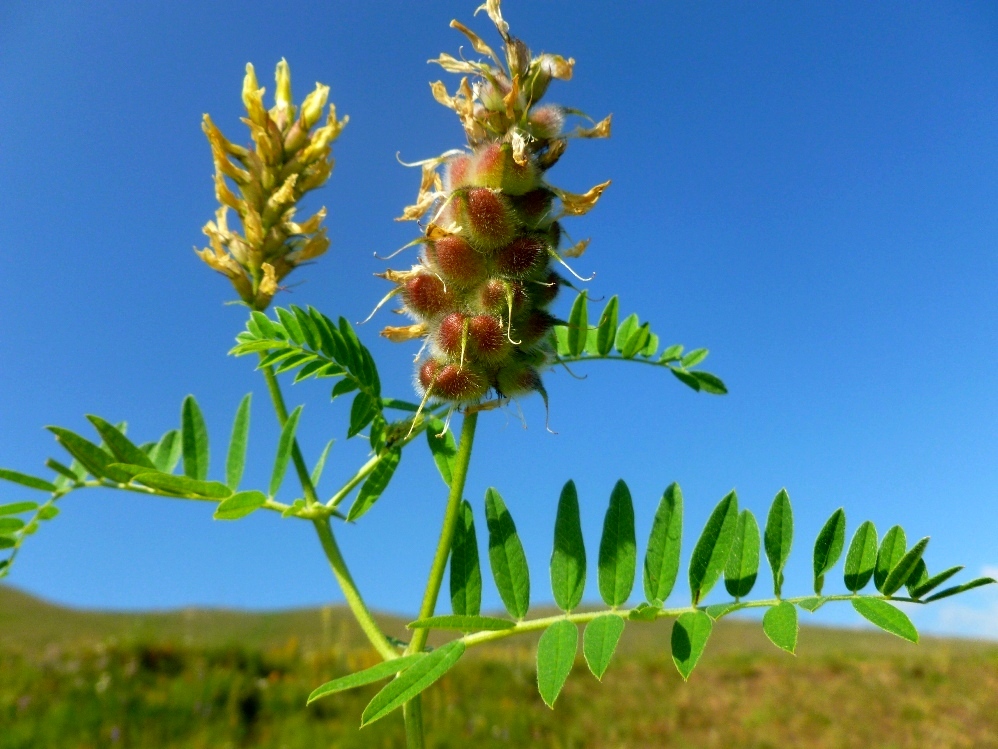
[
  {"left": 418, "top": 358, "right": 442, "bottom": 392},
  {"left": 467, "top": 314, "right": 508, "bottom": 359},
  {"left": 434, "top": 363, "right": 489, "bottom": 402},
  {"left": 425, "top": 235, "right": 487, "bottom": 286},
  {"left": 528, "top": 105, "right": 565, "bottom": 140},
  {"left": 472, "top": 143, "right": 538, "bottom": 196},
  {"left": 444, "top": 154, "right": 472, "bottom": 191},
  {"left": 436, "top": 312, "right": 467, "bottom": 355},
  {"left": 402, "top": 273, "right": 452, "bottom": 318},
  {"left": 494, "top": 235, "right": 548, "bottom": 279},
  {"left": 455, "top": 188, "right": 517, "bottom": 251},
  {"left": 477, "top": 278, "right": 528, "bottom": 315}
]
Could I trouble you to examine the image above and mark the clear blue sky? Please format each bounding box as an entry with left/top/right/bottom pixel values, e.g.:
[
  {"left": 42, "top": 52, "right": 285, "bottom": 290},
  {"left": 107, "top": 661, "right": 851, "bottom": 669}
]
[{"left": 1, "top": 1, "right": 996, "bottom": 638}]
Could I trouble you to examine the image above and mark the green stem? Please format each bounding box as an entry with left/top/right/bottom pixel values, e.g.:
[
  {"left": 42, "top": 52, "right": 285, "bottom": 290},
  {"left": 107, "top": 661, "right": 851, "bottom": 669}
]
[
  {"left": 258, "top": 354, "right": 398, "bottom": 662},
  {"left": 402, "top": 410, "right": 479, "bottom": 749},
  {"left": 458, "top": 593, "right": 916, "bottom": 649}
]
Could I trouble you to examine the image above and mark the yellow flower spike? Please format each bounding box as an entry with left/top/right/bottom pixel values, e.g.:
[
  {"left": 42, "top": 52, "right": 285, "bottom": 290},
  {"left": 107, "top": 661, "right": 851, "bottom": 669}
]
[
  {"left": 242, "top": 64, "right": 268, "bottom": 127},
  {"left": 273, "top": 59, "right": 295, "bottom": 124},
  {"left": 199, "top": 60, "right": 344, "bottom": 309},
  {"left": 301, "top": 83, "right": 330, "bottom": 130}
]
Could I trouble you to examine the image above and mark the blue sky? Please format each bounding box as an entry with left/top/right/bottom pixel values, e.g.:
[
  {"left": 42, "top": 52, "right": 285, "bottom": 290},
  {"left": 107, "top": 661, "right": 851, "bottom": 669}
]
[{"left": 1, "top": 1, "right": 996, "bottom": 638}]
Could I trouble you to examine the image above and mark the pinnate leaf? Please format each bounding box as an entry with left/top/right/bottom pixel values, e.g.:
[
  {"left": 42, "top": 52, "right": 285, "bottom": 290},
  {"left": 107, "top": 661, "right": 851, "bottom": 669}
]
[
  {"left": 852, "top": 598, "right": 918, "bottom": 643},
  {"left": 598, "top": 480, "right": 636, "bottom": 607},
  {"left": 551, "top": 480, "right": 586, "bottom": 612},
  {"left": 844, "top": 521, "right": 878, "bottom": 593},
  {"left": 689, "top": 491, "right": 739, "bottom": 605},
  {"left": 361, "top": 640, "right": 465, "bottom": 726},
  {"left": 583, "top": 614, "right": 625, "bottom": 680},
  {"left": 450, "top": 501, "right": 482, "bottom": 616},
  {"left": 225, "top": 394, "right": 252, "bottom": 491},
  {"left": 643, "top": 483, "right": 683, "bottom": 605},
  {"left": 812, "top": 508, "right": 846, "bottom": 595},
  {"left": 536, "top": 619, "right": 578, "bottom": 708},
  {"left": 764, "top": 489, "right": 793, "bottom": 597},
  {"left": 762, "top": 601, "right": 798, "bottom": 654},
  {"left": 181, "top": 396, "right": 209, "bottom": 481},
  {"left": 724, "top": 509, "right": 760, "bottom": 599},
  {"left": 671, "top": 610, "right": 712, "bottom": 680},
  {"left": 485, "top": 488, "right": 530, "bottom": 619}
]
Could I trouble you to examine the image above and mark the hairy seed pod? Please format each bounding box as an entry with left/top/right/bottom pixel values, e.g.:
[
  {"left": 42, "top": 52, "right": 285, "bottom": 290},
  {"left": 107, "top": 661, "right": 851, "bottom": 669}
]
[{"left": 382, "top": 6, "right": 610, "bottom": 407}]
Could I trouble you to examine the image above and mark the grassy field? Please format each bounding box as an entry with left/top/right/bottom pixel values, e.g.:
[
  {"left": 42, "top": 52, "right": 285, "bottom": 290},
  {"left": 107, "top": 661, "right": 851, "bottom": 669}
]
[{"left": 2, "top": 584, "right": 996, "bottom": 748}]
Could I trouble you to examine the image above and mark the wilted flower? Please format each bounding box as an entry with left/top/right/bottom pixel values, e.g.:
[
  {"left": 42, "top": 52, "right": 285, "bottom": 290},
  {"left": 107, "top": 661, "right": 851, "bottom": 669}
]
[
  {"left": 380, "top": 0, "right": 611, "bottom": 409},
  {"left": 197, "top": 60, "right": 347, "bottom": 310}
]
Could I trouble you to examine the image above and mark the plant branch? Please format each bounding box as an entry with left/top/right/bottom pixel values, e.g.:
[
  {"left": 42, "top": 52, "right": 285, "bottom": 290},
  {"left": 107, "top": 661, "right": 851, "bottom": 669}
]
[{"left": 258, "top": 353, "right": 398, "bottom": 661}]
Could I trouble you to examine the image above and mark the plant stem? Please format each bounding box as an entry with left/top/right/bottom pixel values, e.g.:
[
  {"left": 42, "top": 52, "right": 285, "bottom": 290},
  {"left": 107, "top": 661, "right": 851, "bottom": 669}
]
[
  {"left": 402, "top": 410, "right": 479, "bottom": 749},
  {"left": 457, "top": 593, "right": 915, "bottom": 649},
  {"left": 258, "top": 354, "right": 398, "bottom": 661}
]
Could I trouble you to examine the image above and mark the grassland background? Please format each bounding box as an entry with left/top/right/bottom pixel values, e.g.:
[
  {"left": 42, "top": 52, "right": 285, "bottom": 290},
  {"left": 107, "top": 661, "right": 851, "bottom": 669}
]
[{"left": 1, "top": 584, "right": 996, "bottom": 748}]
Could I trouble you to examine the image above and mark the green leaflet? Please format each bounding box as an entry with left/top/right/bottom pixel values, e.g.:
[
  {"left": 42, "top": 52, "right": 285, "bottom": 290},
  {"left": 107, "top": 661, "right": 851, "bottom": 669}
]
[
  {"left": 621, "top": 322, "right": 651, "bottom": 359},
  {"left": 536, "top": 620, "right": 578, "bottom": 708},
  {"left": 308, "top": 653, "right": 426, "bottom": 704},
  {"left": 181, "top": 396, "right": 209, "bottom": 482},
  {"left": 361, "top": 640, "right": 465, "bottom": 726},
  {"left": 270, "top": 405, "right": 303, "bottom": 498},
  {"left": 874, "top": 525, "right": 906, "bottom": 593},
  {"left": 347, "top": 392, "right": 377, "bottom": 438},
  {"left": 643, "top": 483, "right": 683, "bottom": 605},
  {"left": 923, "top": 577, "right": 996, "bottom": 603},
  {"left": 0, "top": 518, "right": 25, "bottom": 534},
  {"left": 0, "top": 537, "right": 15, "bottom": 550},
  {"left": 0, "top": 502, "right": 39, "bottom": 516},
  {"left": 567, "top": 291, "right": 589, "bottom": 356},
  {"left": 812, "top": 508, "right": 846, "bottom": 595},
  {"left": 797, "top": 596, "right": 828, "bottom": 612},
  {"left": 614, "top": 313, "right": 639, "bottom": 354},
  {"left": 598, "top": 480, "right": 636, "bottom": 607},
  {"left": 214, "top": 491, "right": 267, "bottom": 520},
  {"left": 882, "top": 537, "right": 930, "bottom": 596},
  {"left": 844, "top": 521, "right": 878, "bottom": 593},
  {"left": 150, "top": 430, "right": 182, "bottom": 474},
  {"left": 724, "top": 509, "right": 760, "bottom": 599},
  {"left": 426, "top": 418, "right": 458, "bottom": 488},
  {"left": 46, "top": 459, "right": 81, "bottom": 484},
  {"left": 910, "top": 565, "right": 963, "bottom": 599},
  {"left": 551, "top": 480, "right": 586, "bottom": 612},
  {"left": 132, "top": 472, "right": 233, "bottom": 499},
  {"left": 762, "top": 601, "right": 798, "bottom": 654},
  {"left": 450, "top": 501, "right": 482, "bottom": 616},
  {"left": 660, "top": 344, "right": 683, "bottom": 363},
  {"left": 689, "top": 491, "right": 739, "bottom": 605},
  {"left": 554, "top": 325, "right": 571, "bottom": 357},
  {"left": 852, "top": 598, "right": 918, "bottom": 643},
  {"left": 276, "top": 307, "right": 304, "bottom": 344},
  {"left": 905, "top": 559, "right": 929, "bottom": 597},
  {"left": 310, "top": 440, "right": 335, "bottom": 489},
  {"left": 86, "top": 416, "right": 155, "bottom": 469},
  {"left": 670, "top": 367, "right": 701, "bottom": 392},
  {"left": 47, "top": 427, "right": 128, "bottom": 483},
  {"left": 764, "top": 489, "right": 793, "bottom": 597},
  {"left": 330, "top": 378, "right": 358, "bottom": 401},
  {"left": 595, "top": 295, "right": 619, "bottom": 355},
  {"left": 628, "top": 602, "right": 661, "bottom": 621},
  {"left": 0, "top": 470, "right": 56, "bottom": 494},
  {"left": 346, "top": 450, "right": 401, "bottom": 522},
  {"left": 583, "top": 614, "right": 625, "bottom": 681},
  {"left": 37, "top": 506, "right": 59, "bottom": 521},
  {"left": 485, "top": 488, "right": 530, "bottom": 619},
  {"left": 690, "top": 371, "right": 728, "bottom": 394},
  {"left": 671, "top": 610, "right": 712, "bottom": 680},
  {"left": 225, "top": 394, "right": 252, "bottom": 491},
  {"left": 407, "top": 615, "right": 513, "bottom": 631},
  {"left": 681, "top": 348, "right": 709, "bottom": 368}
]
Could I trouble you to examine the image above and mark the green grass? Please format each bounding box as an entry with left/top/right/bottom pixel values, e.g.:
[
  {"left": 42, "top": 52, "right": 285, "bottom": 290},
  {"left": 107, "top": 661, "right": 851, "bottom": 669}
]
[{"left": 2, "top": 585, "right": 997, "bottom": 748}]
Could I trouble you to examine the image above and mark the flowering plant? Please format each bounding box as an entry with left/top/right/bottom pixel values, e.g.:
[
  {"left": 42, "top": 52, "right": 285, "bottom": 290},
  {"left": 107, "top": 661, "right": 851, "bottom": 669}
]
[{"left": 1, "top": 3, "right": 991, "bottom": 746}]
